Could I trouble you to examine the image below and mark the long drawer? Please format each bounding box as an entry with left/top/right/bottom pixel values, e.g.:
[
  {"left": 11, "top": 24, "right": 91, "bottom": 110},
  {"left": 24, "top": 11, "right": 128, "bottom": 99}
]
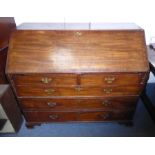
[
  {"left": 19, "top": 96, "right": 138, "bottom": 110},
  {"left": 12, "top": 73, "right": 146, "bottom": 86},
  {"left": 24, "top": 110, "right": 134, "bottom": 122},
  {"left": 16, "top": 85, "right": 142, "bottom": 97}
]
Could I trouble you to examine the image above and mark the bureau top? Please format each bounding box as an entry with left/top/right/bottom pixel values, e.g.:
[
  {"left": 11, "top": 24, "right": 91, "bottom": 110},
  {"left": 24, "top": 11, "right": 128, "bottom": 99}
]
[{"left": 6, "top": 23, "right": 149, "bottom": 74}]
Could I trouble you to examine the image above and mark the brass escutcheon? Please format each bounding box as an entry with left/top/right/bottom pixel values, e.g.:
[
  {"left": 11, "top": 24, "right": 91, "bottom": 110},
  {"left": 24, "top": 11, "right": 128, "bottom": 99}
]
[
  {"left": 77, "top": 99, "right": 82, "bottom": 103},
  {"left": 76, "top": 31, "right": 82, "bottom": 36}
]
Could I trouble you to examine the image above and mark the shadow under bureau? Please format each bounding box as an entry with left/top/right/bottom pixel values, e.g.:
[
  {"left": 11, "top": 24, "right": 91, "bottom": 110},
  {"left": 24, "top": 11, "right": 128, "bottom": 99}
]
[{"left": 6, "top": 23, "right": 149, "bottom": 128}]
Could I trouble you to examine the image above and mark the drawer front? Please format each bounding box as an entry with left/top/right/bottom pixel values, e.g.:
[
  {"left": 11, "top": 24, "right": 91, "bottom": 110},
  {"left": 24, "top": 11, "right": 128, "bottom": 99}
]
[
  {"left": 77, "top": 97, "right": 137, "bottom": 110},
  {"left": 20, "top": 98, "right": 78, "bottom": 110},
  {"left": 81, "top": 73, "right": 143, "bottom": 86},
  {"left": 24, "top": 111, "right": 77, "bottom": 122},
  {"left": 20, "top": 96, "right": 138, "bottom": 110},
  {"left": 78, "top": 110, "right": 134, "bottom": 121},
  {"left": 13, "top": 74, "right": 77, "bottom": 86},
  {"left": 16, "top": 86, "right": 142, "bottom": 97},
  {"left": 24, "top": 110, "right": 134, "bottom": 122}
]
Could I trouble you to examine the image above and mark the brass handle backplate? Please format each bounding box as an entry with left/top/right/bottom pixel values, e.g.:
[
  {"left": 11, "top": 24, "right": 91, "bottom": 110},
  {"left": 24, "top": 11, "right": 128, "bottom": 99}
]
[
  {"left": 47, "top": 102, "right": 57, "bottom": 107},
  {"left": 41, "top": 77, "right": 52, "bottom": 84},
  {"left": 49, "top": 114, "right": 59, "bottom": 120},
  {"left": 104, "top": 77, "right": 115, "bottom": 84},
  {"left": 102, "top": 100, "right": 111, "bottom": 106},
  {"left": 100, "top": 113, "right": 111, "bottom": 119},
  {"left": 103, "top": 88, "right": 113, "bottom": 94},
  {"left": 44, "top": 89, "right": 55, "bottom": 94}
]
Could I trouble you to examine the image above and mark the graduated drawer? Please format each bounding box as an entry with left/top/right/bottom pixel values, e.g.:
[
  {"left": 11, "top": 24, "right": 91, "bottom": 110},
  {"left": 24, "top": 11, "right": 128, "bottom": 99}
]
[
  {"left": 24, "top": 111, "right": 77, "bottom": 122},
  {"left": 24, "top": 110, "right": 134, "bottom": 122},
  {"left": 12, "top": 74, "right": 77, "bottom": 86},
  {"left": 19, "top": 96, "right": 138, "bottom": 110},
  {"left": 16, "top": 85, "right": 143, "bottom": 97},
  {"left": 81, "top": 73, "right": 144, "bottom": 86},
  {"left": 78, "top": 110, "right": 134, "bottom": 121}
]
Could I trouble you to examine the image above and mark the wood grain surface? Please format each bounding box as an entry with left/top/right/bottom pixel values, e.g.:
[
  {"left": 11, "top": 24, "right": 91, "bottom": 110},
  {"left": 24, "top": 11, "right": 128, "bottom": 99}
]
[{"left": 6, "top": 29, "right": 149, "bottom": 73}]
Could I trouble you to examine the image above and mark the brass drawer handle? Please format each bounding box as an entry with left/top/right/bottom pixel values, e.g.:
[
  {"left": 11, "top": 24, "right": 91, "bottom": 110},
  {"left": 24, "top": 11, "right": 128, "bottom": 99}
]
[
  {"left": 102, "top": 100, "right": 111, "bottom": 106},
  {"left": 104, "top": 77, "right": 115, "bottom": 84},
  {"left": 100, "top": 113, "right": 111, "bottom": 119},
  {"left": 44, "top": 89, "right": 55, "bottom": 94},
  {"left": 49, "top": 114, "right": 59, "bottom": 120},
  {"left": 75, "top": 86, "right": 82, "bottom": 92},
  {"left": 41, "top": 77, "right": 52, "bottom": 84},
  {"left": 103, "top": 88, "right": 112, "bottom": 94},
  {"left": 47, "top": 102, "right": 57, "bottom": 107}
]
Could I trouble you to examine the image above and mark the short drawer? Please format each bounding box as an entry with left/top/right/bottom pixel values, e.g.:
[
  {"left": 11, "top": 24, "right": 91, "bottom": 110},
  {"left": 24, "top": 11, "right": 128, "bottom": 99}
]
[
  {"left": 19, "top": 96, "right": 138, "bottom": 110},
  {"left": 78, "top": 110, "right": 134, "bottom": 121},
  {"left": 81, "top": 73, "right": 144, "bottom": 86},
  {"left": 16, "top": 85, "right": 143, "bottom": 97},
  {"left": 13, "top": 74, "right": 77, "bottom": 86},
  {"left": 24, "top": 111, "right": 77, "bottom": 122}
]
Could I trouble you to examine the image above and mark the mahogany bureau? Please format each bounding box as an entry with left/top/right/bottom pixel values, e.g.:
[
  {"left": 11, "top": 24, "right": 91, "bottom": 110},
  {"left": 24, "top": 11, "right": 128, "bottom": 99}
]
[{"left": 6, "top": 23, "right": 149, "bottom": 128}]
